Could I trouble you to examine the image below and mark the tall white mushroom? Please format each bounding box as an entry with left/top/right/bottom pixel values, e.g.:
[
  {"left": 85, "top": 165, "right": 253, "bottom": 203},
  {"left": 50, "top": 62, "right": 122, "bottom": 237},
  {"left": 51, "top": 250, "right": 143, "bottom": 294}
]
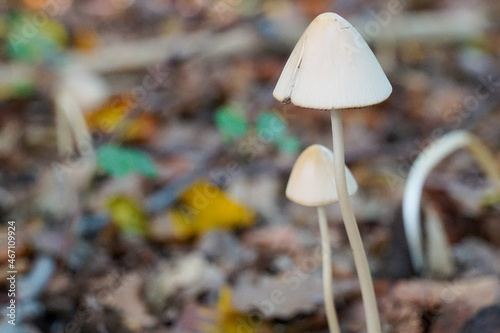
[
  {"left": 274, "top": 13, "right": 392, "bottom": 333},
  {"left": 287, "top": 144, "right": 358, "bottom": 333}
]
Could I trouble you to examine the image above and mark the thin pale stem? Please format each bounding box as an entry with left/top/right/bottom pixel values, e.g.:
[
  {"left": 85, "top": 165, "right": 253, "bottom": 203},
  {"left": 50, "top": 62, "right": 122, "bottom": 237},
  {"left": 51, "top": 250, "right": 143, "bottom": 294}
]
[
  {"left": 467, "top": 135, "right": 500, "bottom": 193},
  {"left": 317, "top": 206, "right": 341, "bottom": 333},
  {"left": 330, "top": 109, "right": 381, "bottom": 333},
  {"left": 403, "top": 130, "right": 500, "bottom": 274}
]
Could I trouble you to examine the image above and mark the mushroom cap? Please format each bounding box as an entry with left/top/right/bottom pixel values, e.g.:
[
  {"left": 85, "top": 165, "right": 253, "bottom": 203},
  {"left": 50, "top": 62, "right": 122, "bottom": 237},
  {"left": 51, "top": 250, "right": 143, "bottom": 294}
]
[
  {"left": 273, "top": 12, "right": 392, "bottom": 110},
  {"left": 286, "top": 144, "right": 358, "bottom": 206}
]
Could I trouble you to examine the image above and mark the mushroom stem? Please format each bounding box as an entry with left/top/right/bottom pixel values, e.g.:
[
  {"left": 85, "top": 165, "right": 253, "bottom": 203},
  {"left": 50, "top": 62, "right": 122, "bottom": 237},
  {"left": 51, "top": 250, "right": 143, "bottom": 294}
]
[
  {"left": 403, "top": 130, "right": 500, "bottom": 274},
  {"left": 330, "top": 109, "right": 381, "bottom": 333},
  {"left": 55, "top": 88, "right": 93, "bottom": 157},
  {"left": 317, "top": 206, "right": 341, "bottom": 333}
]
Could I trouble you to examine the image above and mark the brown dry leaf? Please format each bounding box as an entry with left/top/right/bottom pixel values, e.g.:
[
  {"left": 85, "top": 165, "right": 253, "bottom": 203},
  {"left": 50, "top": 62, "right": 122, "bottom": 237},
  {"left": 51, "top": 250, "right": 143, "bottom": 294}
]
[
  {"left": 100, "top": 272, "right": 157, "bottom": 331},
  {"left": 174, "top": 300, "right": 273, "bottom": 333},
  {"left": 174, "top": 303, "right": 215, "bottom": 332},
  {"left": 242, "top": 225, "right": 303, "bottom": 257},
  {"left": 461, "top": 304, "right": 500, "bottom": 333},
  {"left": 232, "top": 272, "right": 323, "bottom": 319},
  {"left": 383, "top": 276, "right": 500, "bottom": 333},
  {"left": 430, "top": 277, "right": 500, "bottom": 333},
  {"left": 227, "top": 174, "right": 281, "bottom": 220},
  {"left": 233, "top": 271, "right": 361, "bottom": 320},
  {"left": 148, "top": 214, "right": 176, "bottom": 243},
  {"left": 145, "top": 253, "right": 224, "bottom": 311}
]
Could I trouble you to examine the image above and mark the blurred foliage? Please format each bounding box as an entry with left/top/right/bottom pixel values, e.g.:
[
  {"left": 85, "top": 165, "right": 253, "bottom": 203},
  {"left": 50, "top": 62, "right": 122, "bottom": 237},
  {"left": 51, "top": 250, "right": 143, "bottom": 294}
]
[
  {"left": 482, "top": 192, "right": 500, "bottom": 208},
  {"left": 0, "top": 81, "right": 35, "bottom": 99},
  {"left": 213, "top": 286, "right": 259, "bottom": 333},
  {"left": 168, "top": 180, "right": 256, "bottom": 240},
  {"left": 257, "top": 111, "right": 301, "bottom": 153},
  {"left": 4, "top": 10, "right": 67, "bottom": 62},
  {"left": 107, "top": 195, "right": 149, "bottom": 237},
  {"left": 215, "top": 106, "right": 301, "bottom": 153},
  {"left": 215, "top": 105, "right": 249, "bottom": 141},
  {"left": 276, "top": 135, "right": 301, "bottom": 153},
  {"left": 256, "top": 111, "right": 286, "bottom": 144},
  {"left": 97, "top": 144, "right": 159, "bottom": 178},
  {"left": 85, "top": 95, "right": 157, "bottom": 142}
]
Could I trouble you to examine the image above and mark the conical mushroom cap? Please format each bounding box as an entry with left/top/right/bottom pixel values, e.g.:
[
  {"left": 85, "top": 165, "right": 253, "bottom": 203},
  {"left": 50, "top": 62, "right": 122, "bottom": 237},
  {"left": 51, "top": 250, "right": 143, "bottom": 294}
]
[
  {"left": 273, "top": 12, "right": 392, "bottom": 110},
  {"left": 286, "top": 144, "right": 358, "bottom": 206}
]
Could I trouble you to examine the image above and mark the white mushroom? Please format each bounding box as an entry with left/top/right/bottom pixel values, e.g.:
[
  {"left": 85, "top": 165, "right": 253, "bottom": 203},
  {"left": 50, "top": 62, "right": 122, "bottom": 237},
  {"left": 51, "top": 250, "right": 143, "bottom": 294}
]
[
  {"left": 274, "top": 12, "right": 392, "bottom": 333},
  {"left": 286, "top": 144, "right": 358, "bottom": 333}
]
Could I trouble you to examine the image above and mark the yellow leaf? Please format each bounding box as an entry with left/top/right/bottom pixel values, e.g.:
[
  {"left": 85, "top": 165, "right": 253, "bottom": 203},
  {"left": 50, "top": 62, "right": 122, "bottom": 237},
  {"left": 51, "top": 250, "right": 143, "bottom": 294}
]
[
  {"left": 107, "top": 195, "right": 148, "bottom": 237},
  {"left": 175, "top": 287, "right": 267, "bottom": 333},
  {"left": 85, "top": 94, "right": 157, "bottom": 142},
  {"left": 213, "top": 286, "right": 258, "bottom": 333},
  {"left": 168, "top": 180, "right": 255, "bottom": 240}
]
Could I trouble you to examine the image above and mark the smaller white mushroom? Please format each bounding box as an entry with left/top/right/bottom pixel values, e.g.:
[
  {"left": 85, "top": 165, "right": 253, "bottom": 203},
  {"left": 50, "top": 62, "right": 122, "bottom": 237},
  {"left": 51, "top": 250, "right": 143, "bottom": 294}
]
[
  {"left": 286, "top": 144, "right": 358, "bottom": 206},
  {"left": 286, "top": 144, "right": 358, "bottom": 333}
]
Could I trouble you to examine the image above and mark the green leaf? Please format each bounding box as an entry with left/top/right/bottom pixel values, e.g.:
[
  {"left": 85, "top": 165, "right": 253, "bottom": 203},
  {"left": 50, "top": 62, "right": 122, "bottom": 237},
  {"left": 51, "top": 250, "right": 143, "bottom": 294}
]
[
  {"left": 97, "top": 144, "right": 159, "bottom": 178},
  {"left": 256, "top": 111, "right": 287, "bottom": 144},
  {"left": 214, "top": 105, "right": 248, "bottom": 141},
  {"left": 107, "top": 195, "right": 148, "bottom": 237},
  {"left": 11, "top": 81, "right": 35, "bottom": 98},
  {"left": 277, "top": 135, "right": 301, "bottom": 154},
  {"left": 6, "top": 11, "right": 67, "bottom": 62}
]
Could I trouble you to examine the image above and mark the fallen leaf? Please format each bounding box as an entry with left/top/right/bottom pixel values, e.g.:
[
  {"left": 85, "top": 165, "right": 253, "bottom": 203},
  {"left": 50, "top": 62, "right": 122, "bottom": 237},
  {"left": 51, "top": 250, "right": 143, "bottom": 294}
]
[
  {"left": 383, "top": 276, "right": 500, "bottom": 333},
  {"left": 277, "top": 135, "right": 301, "bottom": 153},
  {"left": 107, "top": 195, "right": 149, "bottom": 237},
  {"left": 255, "top": 111, "right": 301, "bottom": 153},
  {"left": 213, "top": 285, "right": 261, "bottom": 333},
  {"left": 85, "top": 95, "right": 157, "bottom": 142},
  {"left": 145, "top": 253, "right": 224, "bottom": 311},
  {"left": 242, "top": 225, "right": 302, "bottom": 256},
  {"left": 214, "top": 105, "right": 249, "bottom": 141},
  {"left": 6, "top": 11, "right": 68, "bottom": 62},
  {"left": 97, "top": 144, "right": 159, "bottom": 178},
  {"left": 256, "top": 111, "right": 287, "bottom": 144},
  {"left": 232, "top": 272, "right": 324, "bottom": 319},
  {"left": 461, "top": 304, "right": 500, "bottom": 333},
  {"left": 226, "top": 173, "right": 281, "bottom": 220},
  {"left": 199, "top": 231, "right": 255, "bottom": 274},
  {"left": 167, "top": 180, "right": 256, "bottom": 240},
  {"left": 100, "top": 273, "right": 157, "bottom": 331}
]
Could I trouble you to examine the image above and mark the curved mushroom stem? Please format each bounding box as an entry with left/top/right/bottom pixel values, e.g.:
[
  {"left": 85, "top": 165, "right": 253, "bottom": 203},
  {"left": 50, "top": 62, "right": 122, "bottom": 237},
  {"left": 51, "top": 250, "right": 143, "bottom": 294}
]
[
  {"left": 317, "top": 206, "right": 341, "bottom": 333},
  {"left": 403, "top": 130, "right": 500, "bottom": 274},
  {"left": 330, "top": 109, "right": 381, "bottom": 333}
]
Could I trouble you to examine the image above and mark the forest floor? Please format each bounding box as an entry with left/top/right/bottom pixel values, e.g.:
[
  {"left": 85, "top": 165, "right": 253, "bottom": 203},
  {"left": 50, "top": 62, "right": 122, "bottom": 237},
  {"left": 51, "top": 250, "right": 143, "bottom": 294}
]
[{"left": 0, "top": 0, "right": 500, "bottom": 332}]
